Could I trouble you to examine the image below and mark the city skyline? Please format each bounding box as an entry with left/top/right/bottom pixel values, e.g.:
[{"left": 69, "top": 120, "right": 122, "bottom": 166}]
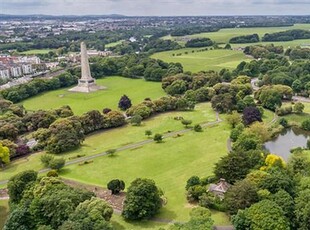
[{"left": 1, "top": 0, "right": 310, "bottom": 16}]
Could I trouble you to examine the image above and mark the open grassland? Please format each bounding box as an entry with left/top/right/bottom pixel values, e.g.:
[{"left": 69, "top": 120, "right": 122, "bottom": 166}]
[
  {"left": 61, "top": 121, "right": 231, "bottom": 227},
  {"left": 105, "top": 40, "right": 125, "bottom": 48},
  {"left": 151, "top": 48, "right": 251, "bottom": 72},
  {"left": 21, "top": 76, "right": 166, "bottom": 115},
  {"left": 19, "top": 49, "right": 54, "bottom": 55},
  {"left": 0, "top": 103, "right": 216, "bottom": 182},
  {"left": 163, "top": 24, "right": 310, "bottom": 45},
  {"left": 1, "top": 103, "right": 231, "bottom": 228},
  {"left": 0, "top": 200, "right": 9, "bottom": 229}
]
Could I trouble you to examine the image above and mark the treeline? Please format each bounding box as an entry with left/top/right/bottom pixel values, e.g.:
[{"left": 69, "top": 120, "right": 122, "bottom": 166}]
[
  {"left": 229, "top": 34, "right": 259, "bottom": 44},
  {"left": 262, "top": 29, "right": 310, "bottom": 42},
  {"left": 143, "top": 39, "right": 182, "bottom": 53},
  {"left": 244, "top": 44, "right": 284, "bottom": 59},
  {"left": 286, "top": 47, "right": 310, "bottom": 60},
  {"left": 0, "top": 72, "right": 78, "bottom": 103},
  {"left": 185, "top": 38, "right": 214, "bottom": 48},
  {"left": 90, "top": 54, "right": 183, "bottom": 81}
]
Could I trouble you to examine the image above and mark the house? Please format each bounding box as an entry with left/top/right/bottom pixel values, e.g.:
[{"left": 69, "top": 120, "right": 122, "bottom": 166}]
[{"left": 208, "top": 178, "right": 231, "bottom": 200}]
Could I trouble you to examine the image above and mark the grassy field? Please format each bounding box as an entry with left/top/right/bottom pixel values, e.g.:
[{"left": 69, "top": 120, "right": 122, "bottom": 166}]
[
  {"left": 151, "top": 48, "right": 251, "bottom": 72},
  {"left": 283, "top": 102, "right": 310, "bottom": 124},
  {"left": 0, "top": 103, "right": 231, "bottom": 228},
  {"left": 21, "top": 76, "right": 166, "bottom": 115},
  {"left": 163, "top": 24, "right": 310, "bottom": 45},
  {"left": 105, "top": 40, "right": 125, "bottom": 48},
  {"left": 60, "top": 121, "right": 231, "bottom": 227},
  {"left": 0, "top": 200, "right": 9, "bottom": 229},
  {"left": 19, "top": 49, "right": 54, "bottom": 55},
  {"left": 0, "top": 103, "right": 216, "bottom": 182}
]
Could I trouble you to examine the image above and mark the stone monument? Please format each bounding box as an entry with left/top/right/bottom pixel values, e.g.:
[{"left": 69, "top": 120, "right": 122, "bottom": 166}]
[{"left": 69, "top": 42, "right": 105, "bottom": 93}]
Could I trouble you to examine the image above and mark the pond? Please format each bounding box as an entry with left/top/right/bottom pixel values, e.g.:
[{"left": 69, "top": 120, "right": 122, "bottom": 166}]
[{"left": 264, "top": 128, "right": 310, "bottom": 161}]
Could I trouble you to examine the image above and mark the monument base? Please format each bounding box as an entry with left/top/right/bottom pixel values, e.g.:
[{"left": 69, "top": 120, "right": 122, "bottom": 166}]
[{"left": 69, "top": 79, "right": 106, "bottom": 93}]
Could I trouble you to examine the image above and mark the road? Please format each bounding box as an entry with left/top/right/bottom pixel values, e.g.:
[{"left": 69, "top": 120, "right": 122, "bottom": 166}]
[{"left": 0, "top": 113, "right": 222, "bottom": 186}]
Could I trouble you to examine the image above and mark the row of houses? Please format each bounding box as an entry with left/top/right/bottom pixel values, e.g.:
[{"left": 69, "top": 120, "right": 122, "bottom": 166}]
[
  {"left": 0, "top": 63, "right": 34, "bottom": 79},
  {"left": 0, "top": 55, "right": 41, "bottom": 80}
]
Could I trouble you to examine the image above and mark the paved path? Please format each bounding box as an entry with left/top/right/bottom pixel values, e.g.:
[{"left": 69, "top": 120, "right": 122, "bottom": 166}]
[{"left": 0, "top": 113, "right": 222, "bottom": 186}]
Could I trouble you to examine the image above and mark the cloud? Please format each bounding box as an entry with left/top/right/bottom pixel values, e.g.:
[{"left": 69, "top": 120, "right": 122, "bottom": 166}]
[{"left": 1, "top": 0, "right": 309, "bottom": 15}]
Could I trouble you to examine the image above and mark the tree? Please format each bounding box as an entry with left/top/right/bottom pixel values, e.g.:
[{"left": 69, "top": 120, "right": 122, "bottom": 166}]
[
  {"left": 107, "top": 179, "right": 125, "bottom": 195},
  {"left": 48, "top": 158, "right": 65, "bottom": 171},
  {"left": 226, "top": 111, "right": 241, "bottom": 128},
  {"left": 0, "top": 143, "right": 10, "bottom": 166},
  {"left": 169, "top": 207, "right": 214, "bottom": 230},
  {"left": 4, "top": 206, "right": 35, "bottom": 230},
  {"left": 118, "top": 95, "right": 132, "bottom": 110},
  {"left": 293, "top": 102, "right": 305, "bottom": 114},
  {"left": 153, "top": 133, "right": 163, "bottom": 143},
  {"left": 60, "top": 197, "right": 113, "bottom": 230},
  {"left": 242, "top": 106, "right": 262, "bottom": 126},
  {"left": 193, "top": 124, "right": 202, "bottom": 132},
  {"left": 130, "top": 114, "right": 142, "bottom": 126},
  {"left": 122, "top": 178, "right": 162, "bottom": 220},
  {"left": 7, "top": 170, "right": 38, "bottom": 203},
  {"left": 270, "top": 190, "right": 295, "bottom": 222},
  {"left": 181, "top": 119, "right": 192, "bottom": 128},
  {"left": 214, "top": 150, "right": 263, "bottom": 184},
  {"left": 29, "top": 177, "right": 93, "bottom": 229},
  {"left": 40, "top": 154, "right": 54, "bottom": 167},
  {"left": 186, "top": 176, "right": 201, "bottom": 190},
  {"left": 301, "top": 119, "right": 310, "bottom": 131},
  {"left": 224, "top": 179, "right": 259, "bottom": 215},
  {"left": 145, "top": 130, "right": 152, "bottom": 138},
  {"left": 232, "top": 200, "right": 289, "bottom": 230},
  {"left": 279, "top": 117, "right": 289, "bottom": 128}
]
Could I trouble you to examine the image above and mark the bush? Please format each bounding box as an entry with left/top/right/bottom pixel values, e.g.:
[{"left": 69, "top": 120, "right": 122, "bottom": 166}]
[
  {"left": 181, "top": 119, "right": 192, "bottom": 128},
  {"left": 48, "top": 158, "right": 66, "bottom": 170},
  {"left": 153, "top": 134, "right": 163, "bottom": 143},
  {"left": 47, "top": 170, "right": 58, "bottom": 177},
  {"left": 40, "top": 154, "right": 54, "bottom": 167},
  {"left": 275, "top": 106, "right": 292, "bottom": 116},
  {"left": 130, "top": 115, "right": 143, "bottom": 126},
  {"left": 186, "top": 176, "right": 201, "bottom": 190},
  {"left": 193, "top": 124, "right": 203, "bottom": 132},
  {"left": 301, "top": 119, "right": 310, "bottom": 131},
  {"left": 186, "top": 185, "right": 206, "bottom": 202},
  {"left": 107, "top": 179, "right": 125, "bottom": 195},
  {"left": 118, "top": 95, "right": 132, "bottom": 111},
  {"left": 278, "top": 118, "right": 289, "bottom": 128}
]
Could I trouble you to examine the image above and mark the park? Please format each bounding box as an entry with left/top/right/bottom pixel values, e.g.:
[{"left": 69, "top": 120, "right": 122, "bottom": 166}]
[{"left": 1, "top": 22, "right": 310, "bottom": 230}]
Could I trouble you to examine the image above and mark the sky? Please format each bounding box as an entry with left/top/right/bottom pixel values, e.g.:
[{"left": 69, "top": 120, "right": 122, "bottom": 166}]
[{"left": 1, "top": 0, "right": 310, "bottom": 16}]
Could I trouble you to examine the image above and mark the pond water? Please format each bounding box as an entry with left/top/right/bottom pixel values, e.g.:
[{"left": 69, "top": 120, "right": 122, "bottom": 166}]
[{"left": 264, "top": 128, "right": 310, "bottom": 161}]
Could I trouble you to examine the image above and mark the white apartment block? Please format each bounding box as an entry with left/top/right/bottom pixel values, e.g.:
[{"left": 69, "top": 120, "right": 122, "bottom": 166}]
[
  {"left": 0, "top": 68, "right": 10, "bottom": 79},
  {"left": 10, "top": 65, "right": 23, "bottom": 77}
]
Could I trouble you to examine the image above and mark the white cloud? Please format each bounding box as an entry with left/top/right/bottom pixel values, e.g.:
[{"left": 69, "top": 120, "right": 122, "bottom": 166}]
[{"left": 1, "top": 0, "right": 309, "bottom": 15}]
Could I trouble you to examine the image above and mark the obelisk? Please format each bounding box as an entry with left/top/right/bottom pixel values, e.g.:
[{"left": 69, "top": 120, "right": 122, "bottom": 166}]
[{"left": 69, "top": 42, "right": 105, "bottom": 93}]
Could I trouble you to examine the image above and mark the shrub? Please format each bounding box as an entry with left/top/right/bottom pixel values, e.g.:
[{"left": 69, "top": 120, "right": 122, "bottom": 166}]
[
  {"left": 48, "top": 158, "right": 65, "bottom": 171},
  {"left": 301, "top": 119, "right": 310, "bottom": 131},
  {"left": 107, "top": 179, "right": 125, "bottom": 195},
  {"left": 47, "top": 170, "right": 58, "bottom": 177},
  {"left": 153, "top": 134, "right": 163, "bottom": 143},
  {"left": 193, "top": 124, "right": 203, "bottom": 132},
  {"left": 40, "top": 154, "right": 54, "bottom": 167},
  {"left": 130, "top": 115, "right": 143, "bottom": 126}
]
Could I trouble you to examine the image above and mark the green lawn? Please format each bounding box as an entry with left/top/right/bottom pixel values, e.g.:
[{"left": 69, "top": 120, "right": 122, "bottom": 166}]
[
  {"left": 105, "top": 40, "right": 125, "bottom": 48},
  {"left": 21, "top": 76, "right": 166, "bottom": 115},
  {"left": 151, "top": 48, "right": 251, "bottom": 72},
  {"left": 0, "top": 200, "right": 9, "bottom": 229},
  {"left": 0, "top": 103, "right": 231, "bottom": 228},
  {"left": 19, "top": 49, "right": 54, "bottom": 55},
  {"left": 60, "top": 121, "right": 231, "bottom": 226},
  {"left": 282, "top": 102, "right": 310, "bottom": 125},
  {"left": 163, "top": 24, "right": 310, "bottom": 45},
  {"left": 0, "top": 103, "right": 216, "bottom": 182}
]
